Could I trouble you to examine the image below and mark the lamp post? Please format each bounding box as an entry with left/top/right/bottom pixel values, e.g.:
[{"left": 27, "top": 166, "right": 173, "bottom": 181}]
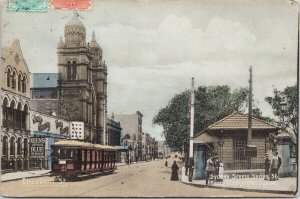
[{"left": 280, "top": 96, "right": 287, "bottom": 130}]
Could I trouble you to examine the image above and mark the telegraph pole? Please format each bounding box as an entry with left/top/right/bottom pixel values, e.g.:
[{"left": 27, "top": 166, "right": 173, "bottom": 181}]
[
  {"left": 248, "top": 66, "right": 253, "bottom": 145},
  {"left": 188, "top": 77, "right": 195, "bottom": 182}
]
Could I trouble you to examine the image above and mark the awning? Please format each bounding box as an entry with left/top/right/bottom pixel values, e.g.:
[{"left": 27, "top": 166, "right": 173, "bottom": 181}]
[{"left": 194, "top": 133, "right": 217, "bottom": 144}]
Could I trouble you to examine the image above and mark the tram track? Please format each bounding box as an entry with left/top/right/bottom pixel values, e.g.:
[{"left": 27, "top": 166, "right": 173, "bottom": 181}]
[{"left": 74, "top": 172, "right": 135, "bottom": 197}]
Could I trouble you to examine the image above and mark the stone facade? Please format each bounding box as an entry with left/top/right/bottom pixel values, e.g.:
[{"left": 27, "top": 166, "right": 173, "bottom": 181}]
[
  {"left": 1, "top": 40, "right": 31, "bottom": 172},
  {"left": 57, "top": 12, "right": 107, "bottom": 144}
]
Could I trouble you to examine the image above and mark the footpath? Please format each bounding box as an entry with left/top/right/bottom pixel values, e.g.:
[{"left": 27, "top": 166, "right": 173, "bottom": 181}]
[
  {"left": 1, "top": 170, "right": 51, "bottom": 182},
  {"left": 181, "top": 167, "right": 297, "bottom": 195}
]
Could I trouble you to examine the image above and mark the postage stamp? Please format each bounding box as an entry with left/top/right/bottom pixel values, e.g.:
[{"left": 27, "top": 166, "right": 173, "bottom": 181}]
[
  {"left": 50, "top": 0, "right": 91, "bottom": 10},
  {"left": 8, "top": 0, "right": 48, "bottom": 12}
]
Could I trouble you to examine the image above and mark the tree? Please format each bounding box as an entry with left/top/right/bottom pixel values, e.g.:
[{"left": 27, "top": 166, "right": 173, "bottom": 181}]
[
  {"left": 252, "top": 108, "right": 276, "bottom": 125},
  {"left": 265, "top": 84, "right": 298, "bottom": 137},
  {"left": 153, "top": 85, "right": 248, "bottom": 151}
]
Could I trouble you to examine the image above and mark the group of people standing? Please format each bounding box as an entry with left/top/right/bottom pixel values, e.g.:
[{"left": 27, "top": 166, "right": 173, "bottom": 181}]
[
  {"left": 264, "top": 151, "right": 282, "bottom": 181},
  {"left": 206, "top": 155, "right": 224, "bottom": 186}
]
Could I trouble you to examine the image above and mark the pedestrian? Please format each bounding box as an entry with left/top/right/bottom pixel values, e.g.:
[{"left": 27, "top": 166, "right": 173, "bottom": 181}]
[
  {"left": 213, "top": 156, "right": 220, "bottom": 181},
  {"left": 185, "top": 159, "right": 189, "bottom": 176},
  {"left": 165, "top": 160, "right": 168, "bottom": 167},
  {"left": 171, "top": 161, "right": 179, "bottom": 181},
  {"left": 218, "top": 163, "right": 224, "bottom": 182},
  {"left": 270, "top": 151, "right": 281, "bottom": 181},
  {"left": 205, "top": 155, "right": 215, "bottom": 186},
  {"left": 264, "top": 153, "right": 271, "bottom": 180}
]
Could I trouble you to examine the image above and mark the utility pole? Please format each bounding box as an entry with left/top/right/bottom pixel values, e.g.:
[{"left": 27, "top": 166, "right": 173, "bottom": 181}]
[
  {"left": 188, "top": 77, "right": 195, "bottom": 182},
  {"left": 248, "top": 66, "right": 253, "bottom": 145}
]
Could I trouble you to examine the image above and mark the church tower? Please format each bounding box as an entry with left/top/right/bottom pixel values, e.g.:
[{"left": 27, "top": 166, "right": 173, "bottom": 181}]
[{"left": 57, "top": 11, "right": 107, "bottom": 144}]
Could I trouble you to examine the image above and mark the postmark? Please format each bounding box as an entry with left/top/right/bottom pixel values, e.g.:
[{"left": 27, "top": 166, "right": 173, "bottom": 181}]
[
  {"left": 8, "top": 0, "right": 48, "bottom": 12},
  {"left": 51, "top": 0, "right": 91, "bottom": 10}
]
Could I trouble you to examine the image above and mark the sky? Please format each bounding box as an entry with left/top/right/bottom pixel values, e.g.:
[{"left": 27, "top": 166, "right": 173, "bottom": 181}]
[{"left": 1, "top": 0, "right": 298, "bottom": 141}]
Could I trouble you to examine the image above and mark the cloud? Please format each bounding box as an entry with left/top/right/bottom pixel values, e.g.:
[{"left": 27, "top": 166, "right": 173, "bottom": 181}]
[{"left": 97, "top": 15, "right": 256, "bottom": 67}]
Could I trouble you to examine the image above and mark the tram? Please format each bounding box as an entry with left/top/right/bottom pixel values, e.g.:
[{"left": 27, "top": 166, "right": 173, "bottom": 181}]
[{"left": 51, "top": 140, "right": 117, "bottom": 181}]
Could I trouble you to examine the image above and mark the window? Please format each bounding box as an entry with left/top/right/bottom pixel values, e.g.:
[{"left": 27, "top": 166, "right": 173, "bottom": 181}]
[
  {"left": 18, "top": 74, "right": 21, "bottom": 91},
  {"left": 12, "top": 72, "right": 16, "bottom": 89},
  {"left": 7, "top": 68, "right": 11, "bottom": 87},
  {"left": 2, "top": 136, "right": 8, "bottom": 156},
  {"left": 22, "top": 76, "right": 26, "bottom": 93},
  {"left": 10, "top": 137, "right": 15, "bottom": 155},
  {"left": 17, "top": 137, "right": 22, "bottom": 155},
  {"left": 234, "top": 136, "right": 247, "bottom": 161},
  {"left": 67, "top": 60, "right": 77, "bottom": 80},
  {"left": 24, "top": 139, "right": 28, "bottom": 158}
]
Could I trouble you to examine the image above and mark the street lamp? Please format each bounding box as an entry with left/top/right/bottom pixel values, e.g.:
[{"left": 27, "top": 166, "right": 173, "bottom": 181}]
[{"left": 280, "top": 96, "right": 288, "bottom": 130}]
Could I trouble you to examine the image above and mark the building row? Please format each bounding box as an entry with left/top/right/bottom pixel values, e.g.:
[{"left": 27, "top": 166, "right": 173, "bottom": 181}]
[{"left": 0, "top": 12, "right": 158, "bottom": 173}]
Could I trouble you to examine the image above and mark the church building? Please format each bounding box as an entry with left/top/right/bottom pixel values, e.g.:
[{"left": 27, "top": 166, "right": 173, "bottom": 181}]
[{"left": 57, "top": 12, "right": 108, "bottom": 144}]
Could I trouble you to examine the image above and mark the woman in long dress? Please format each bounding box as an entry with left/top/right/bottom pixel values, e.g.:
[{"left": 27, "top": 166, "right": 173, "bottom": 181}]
[{"left": 171, "top": 161, "right": 179, "bottom": 181}]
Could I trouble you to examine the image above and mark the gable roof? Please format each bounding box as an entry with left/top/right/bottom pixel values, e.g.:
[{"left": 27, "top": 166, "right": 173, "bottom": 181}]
[{"left": 203, "top": 111, "right": 279, "bottom": 131}]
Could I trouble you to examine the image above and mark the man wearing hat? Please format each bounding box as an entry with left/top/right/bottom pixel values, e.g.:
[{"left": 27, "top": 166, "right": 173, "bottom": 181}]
[{"left": 264, "top": 153, "right": 271, "bottom": 180}]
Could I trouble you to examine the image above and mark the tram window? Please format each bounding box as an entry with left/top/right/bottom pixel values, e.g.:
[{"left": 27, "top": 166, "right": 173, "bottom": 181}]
[{"left": 70, "top": 150, "right": 73, "bottom": 158}]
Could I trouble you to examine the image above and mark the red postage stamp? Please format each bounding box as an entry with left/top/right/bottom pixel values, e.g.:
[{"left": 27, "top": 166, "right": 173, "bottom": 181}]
[{"left": 51, "top": 0, "right": 91, "bottom": 10}]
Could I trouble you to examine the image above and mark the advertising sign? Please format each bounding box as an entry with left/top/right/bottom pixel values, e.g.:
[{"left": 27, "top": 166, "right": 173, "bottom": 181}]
[{"left": 30, "top": 137, "right": 46, "bottom": 158}]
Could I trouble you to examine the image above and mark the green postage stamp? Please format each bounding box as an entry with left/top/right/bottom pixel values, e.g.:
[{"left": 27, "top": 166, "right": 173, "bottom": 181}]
[{"left": 8, "top": 0, "right": 48, "bottom": 12}]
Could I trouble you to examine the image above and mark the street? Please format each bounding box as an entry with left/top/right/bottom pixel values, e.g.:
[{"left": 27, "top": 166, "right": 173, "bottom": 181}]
[{"left": 1, "top": 159, "right": 290, "bottom": 197}]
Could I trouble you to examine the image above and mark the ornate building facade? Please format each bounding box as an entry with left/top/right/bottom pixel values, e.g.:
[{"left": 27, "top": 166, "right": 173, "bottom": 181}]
[
  {"left": 57, "top": 12, "right": 107, "bottom": 144},
  {"left": 1, "top": 40, "right": 31, "bottom": 172}
]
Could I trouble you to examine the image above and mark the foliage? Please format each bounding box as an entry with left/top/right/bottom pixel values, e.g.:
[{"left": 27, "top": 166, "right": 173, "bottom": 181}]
[
  {"left": 153, "top": 85, "right": 248, "bottom": 151},
  {"left": 265, "top": 84, "right": 298, "bottom": 137}
]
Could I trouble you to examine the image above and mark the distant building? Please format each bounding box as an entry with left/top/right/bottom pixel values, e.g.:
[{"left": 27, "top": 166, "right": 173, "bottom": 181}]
[
  {"left": 1, "top": 40, "right": 31, "bottom": 172},
  {"left": 157, "top": 140, "right": 171, "bottom": 158},
  {"left": 70, "top": 121, "right": 84, "bottom": 140},
  {"left": 114, "top": 111, "right": 143, "bottom": 161},
  {"left": 106, "top": 117, "right": 121, "bottom": 146}
]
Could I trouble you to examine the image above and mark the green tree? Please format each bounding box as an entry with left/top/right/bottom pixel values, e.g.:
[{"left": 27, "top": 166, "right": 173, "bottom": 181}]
[
  {"left": 265, "top": 84, "right": 298, "bottom": 137},
  {"left": 153, "top": 85, "right": 248, "bottom": 151}
]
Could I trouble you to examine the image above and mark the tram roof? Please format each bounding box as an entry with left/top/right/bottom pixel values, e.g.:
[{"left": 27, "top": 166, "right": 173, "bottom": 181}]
[{"left": 53, "top": 140, "right": 116, "bottom": 150}]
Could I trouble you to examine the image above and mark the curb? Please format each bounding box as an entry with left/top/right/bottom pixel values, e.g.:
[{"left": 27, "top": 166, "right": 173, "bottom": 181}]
[
  {"left": 180, "top": 179, "right": 296, "bottom": 195},
  {"left": 1, "top": 172, "right": 51, "bottom": 183}
]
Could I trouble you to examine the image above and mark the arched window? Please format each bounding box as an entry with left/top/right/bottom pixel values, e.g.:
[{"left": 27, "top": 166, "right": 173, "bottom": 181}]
[
  {"left": 2, "top": 98, "right": 8, "bottom": 125},
  {"left": 67, "top": 61, "right": 72, "bottom": 80},
  {"left": 24, "top": 138, "right": 28, "bottom": 158},
  {"left": 67, "top": 60, "right": 77, "bottom": 80},
  {"left": 10, "top": 137, "right": 15, "bottom": 156},
  {"left": 7, "top": 68, "right": 11, "bottom": 87},
  {"left": 12, "top": 71, "right": 16, "bottom": 89},
  {"left": 2, "top": 136, "right": 8, "bottom": 156},
  {"left": 72, "top": 61, "right": 77, "bottom": 78},
  {"left": 18, "top": 74, "right": 22, "bottom": 91},
  {"left": 23, "top": 104, "right": 29, "bottom": 130},
  {"left": 17, "top": 137, "right": 22, "bottom": 155},
  {"left": 22, "top": 76, "right": 26, "bottom": 93},
  {"left": 16, "top": 102, "right": 22, "bottom": 129}
]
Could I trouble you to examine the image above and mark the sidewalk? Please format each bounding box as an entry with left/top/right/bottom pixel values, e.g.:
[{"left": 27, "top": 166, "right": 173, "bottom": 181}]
[
  {"left": 181, "top": 169, "right": 297, "bottom": 195},
  {"left": 1, "top": 170, "right": 51, "bottom": 182}
]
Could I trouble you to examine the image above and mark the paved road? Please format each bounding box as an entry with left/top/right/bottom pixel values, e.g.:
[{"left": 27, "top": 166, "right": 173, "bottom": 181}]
[{"left": 0, "top": 159, "right": 290, "bottom": 197}]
